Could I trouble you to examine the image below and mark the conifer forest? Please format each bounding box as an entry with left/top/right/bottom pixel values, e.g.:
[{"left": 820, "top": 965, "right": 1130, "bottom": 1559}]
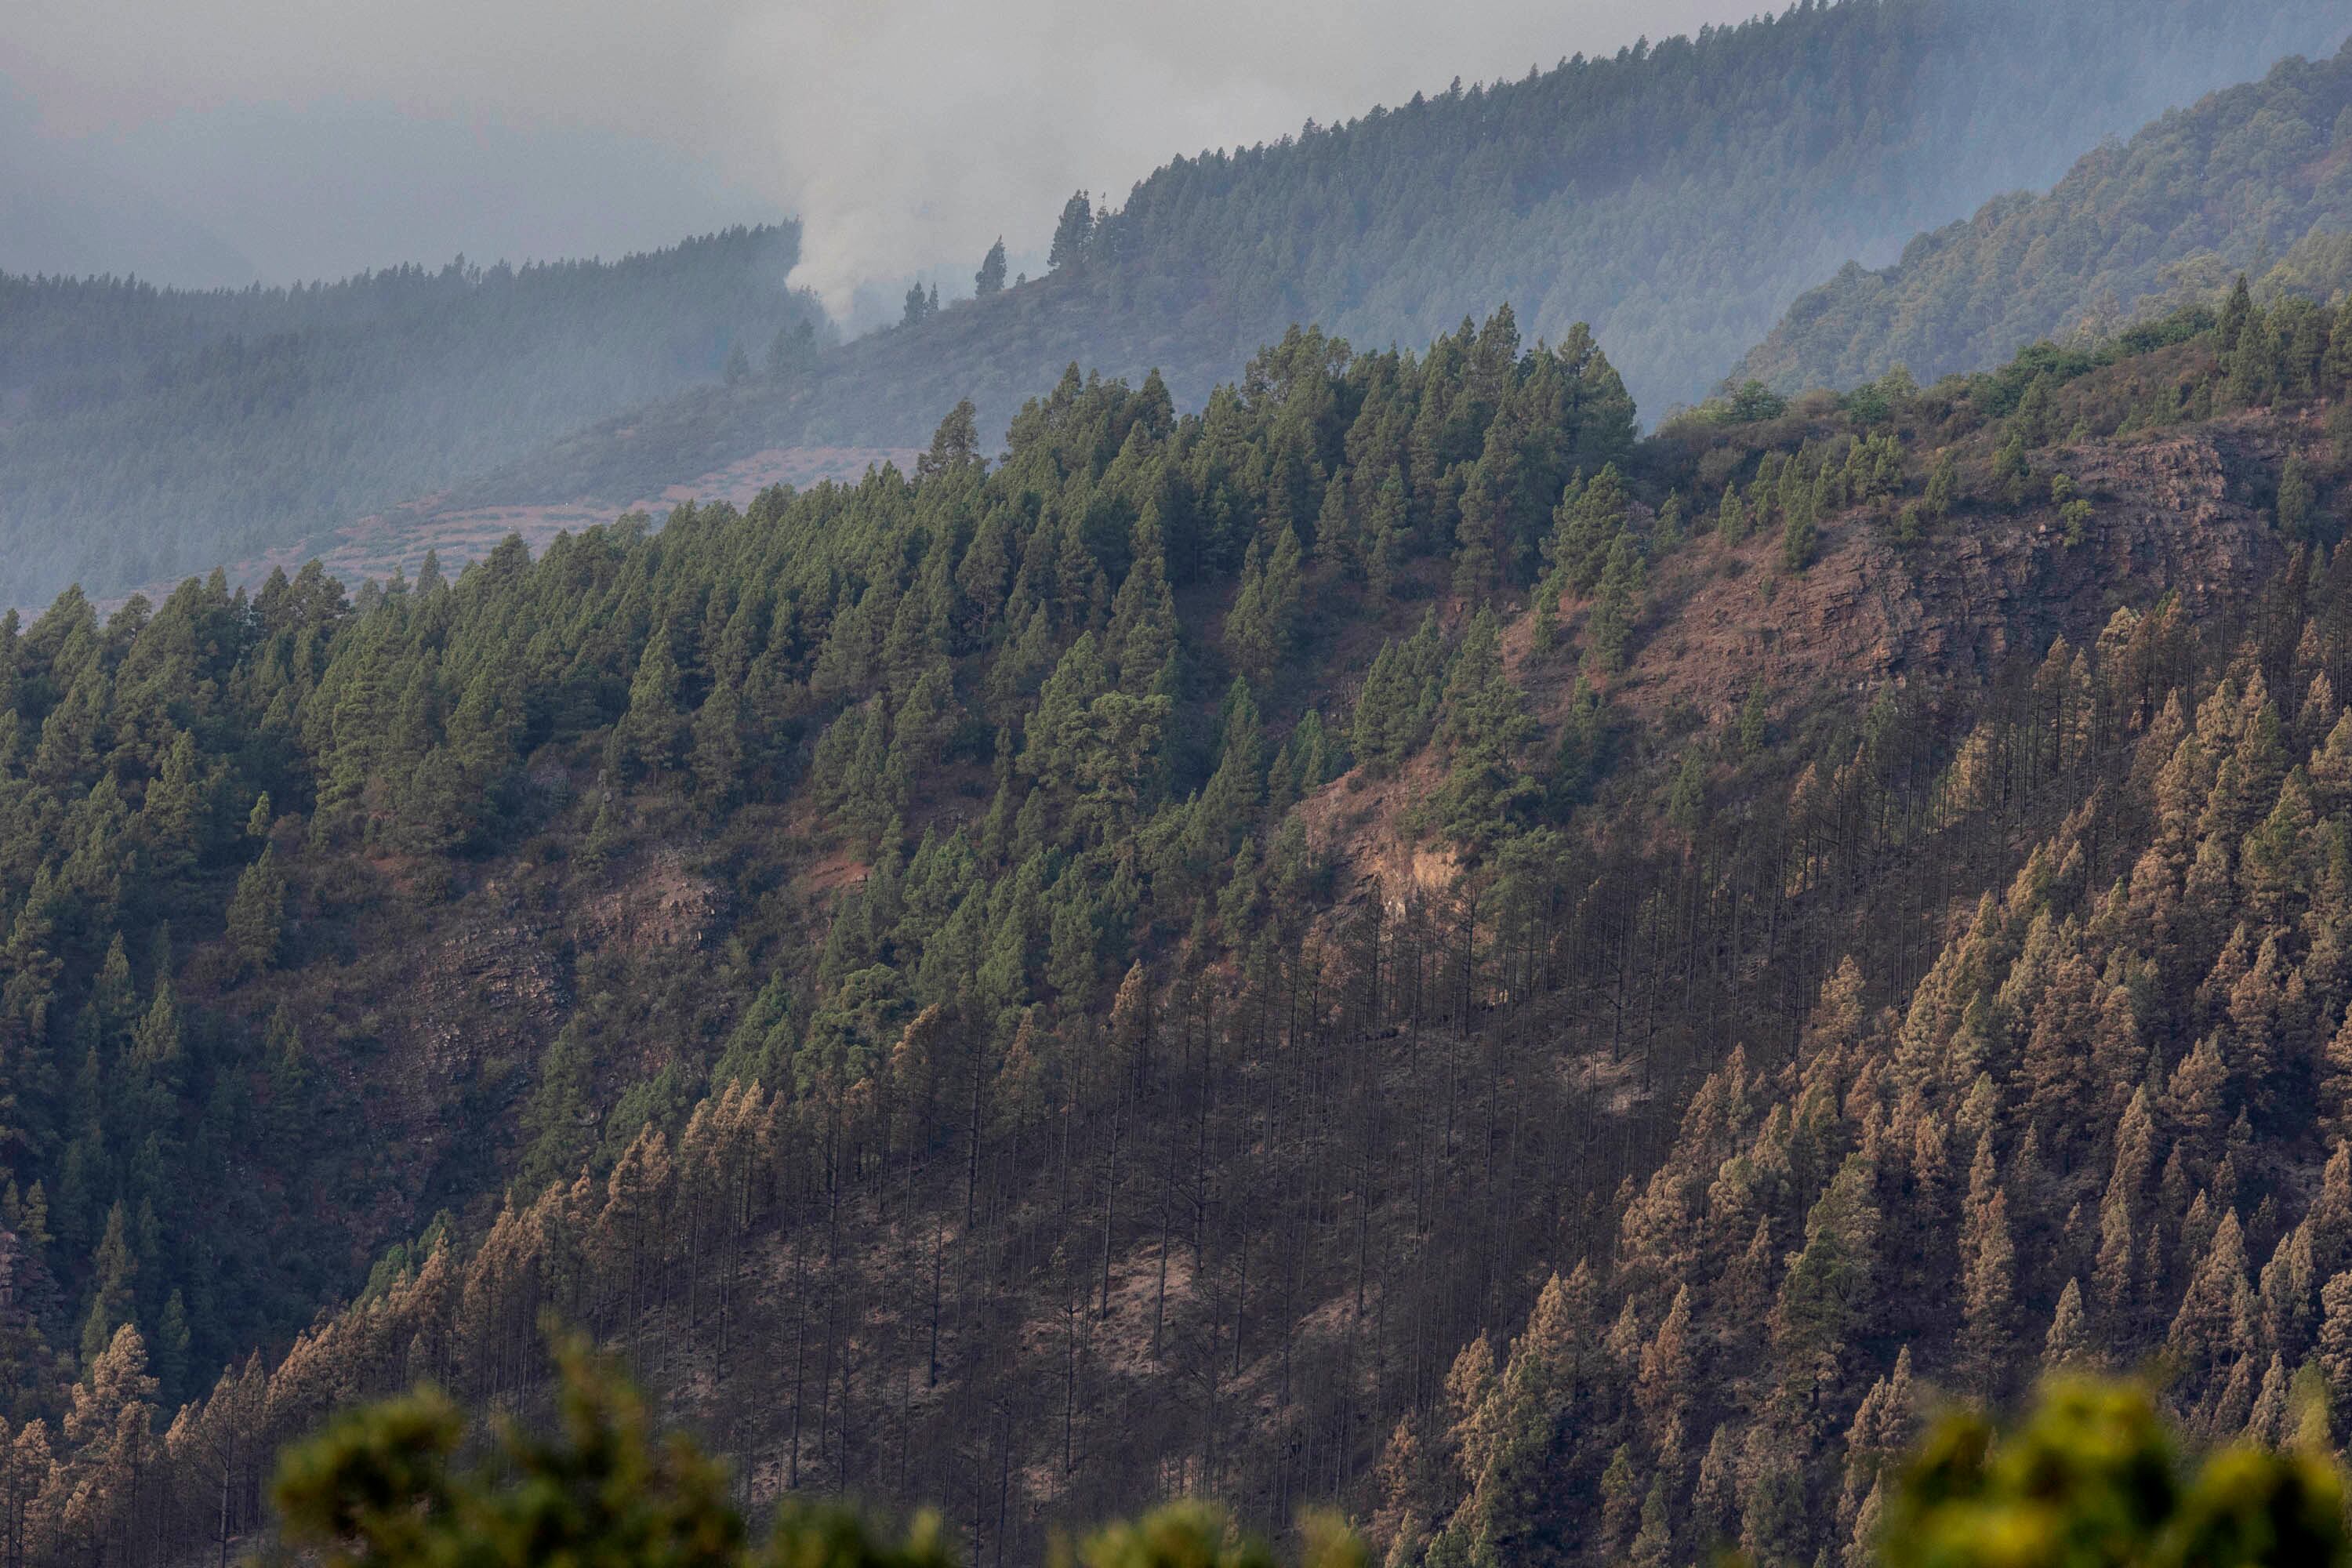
[{"left": 9, "top": 2, "right": 2352, "bottom": 1565}]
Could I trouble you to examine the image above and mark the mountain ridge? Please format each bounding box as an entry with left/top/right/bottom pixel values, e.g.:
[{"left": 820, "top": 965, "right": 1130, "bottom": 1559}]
[
  {"left": 0, "top": 225, "right": 829, "bottom": 607},
  {"left": 20, "top": 0, "right": 2343, "bottom": 612},
  {"left": 1733, "top": 40, "right": 2352, "bottom": 394}
]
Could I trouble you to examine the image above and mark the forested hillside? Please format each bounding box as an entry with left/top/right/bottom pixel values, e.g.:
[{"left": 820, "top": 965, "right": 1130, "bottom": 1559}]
[
  {"left": 17, "top": 0, "right": 2340, "bottom": 614},
  {"left": 0, "top": 226, "right": 829, "bottom": 608},
  {"left": 0, "top": 276, "right": 2344, "bottom": 1565},
  {"left": 1735, "top": 42, "right": 2352, "bottom": 396},
  {"left": 441, "top": 0, "right": 2348, "bottom": 546}
]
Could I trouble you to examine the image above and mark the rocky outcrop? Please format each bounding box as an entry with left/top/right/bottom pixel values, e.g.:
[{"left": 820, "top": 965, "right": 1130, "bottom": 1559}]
[
  {"left": 1623, "top": 423, "right": 2285, "bottom": 728},
  {"left": 1306, "top": 414, "right": 2299, "bottom": 915}
]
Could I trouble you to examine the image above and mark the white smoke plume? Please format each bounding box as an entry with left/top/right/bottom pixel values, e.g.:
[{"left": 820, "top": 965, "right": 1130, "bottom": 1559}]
[{"left": 1, "top": 0, "right": 1757, "bottom": 307}]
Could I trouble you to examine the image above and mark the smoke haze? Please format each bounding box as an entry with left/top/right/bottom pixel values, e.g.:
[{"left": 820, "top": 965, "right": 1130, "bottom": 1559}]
[{"left": 0, "top": 0, "right": 1762, "bottom": 306}]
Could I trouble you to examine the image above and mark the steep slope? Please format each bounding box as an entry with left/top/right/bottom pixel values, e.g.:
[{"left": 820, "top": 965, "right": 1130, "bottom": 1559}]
[
  {"left": 1407, "top": 550, "right": 2352, "bottom": 1568},
  {"left": 423, "top": 0, "right": 2348, "bottom": 549},
  {"left": 1735, "top": 42, "right": 2352, "bottom": 395},
  {"left": 855, "top": 0, "right": 2347, "bottom": 426},
  {"left": 19, "top": 0, "right": 2341, "bottom": 615},
  {"left": 0, "top": 288, "right": 2342, "bottom": 1564},
  {"left": 0, "top": 227, "right": 828, "bottom": 608}
]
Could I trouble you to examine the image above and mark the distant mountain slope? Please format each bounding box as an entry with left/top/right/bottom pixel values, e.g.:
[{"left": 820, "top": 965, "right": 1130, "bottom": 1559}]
[
  {"left": 442, "top": 0, "right": 2347, "bottom": 531},
  {"left": 1734, "top": 42, "right": 2352, "bottom": 394},
  {"left": 0, "top": 227, "right": 828, "bottom": 607},
  {"left": 16, "top": 0, "right": 2343, "bottom": 609},
  {"left": 814, "top": 0, "right": 2350, "bottom": 430},
  {"left": 96, "top": 442, "right": 922, "bottom": 612}
]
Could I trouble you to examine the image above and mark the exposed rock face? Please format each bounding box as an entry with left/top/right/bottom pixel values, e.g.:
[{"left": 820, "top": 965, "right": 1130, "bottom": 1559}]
[
  {"left": 571, "top": 846, "right": 726, "bottom": 959},
  {"left": 408, "top": 917, "right": 568, "bottom": 1078},
  {"left": 1629, "top": 425, "right": 2283, "bottom": 728},
  {"left": 1305, "top": 417, "right": 2296, "bottom": 913}
]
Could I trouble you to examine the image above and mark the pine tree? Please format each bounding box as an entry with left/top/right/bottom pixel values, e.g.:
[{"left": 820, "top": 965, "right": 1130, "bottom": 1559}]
[
  {"left": 1654, "top": 491, "right": 1686, "bottom": 549},
  {"left": 227, "top": 844, "right": 285, "bottom": 975},
  {"left": 1434, "top": 609, "right": 1540, "bottom": 855},
  {"left": 2244, "top": 1352, "right": 2293, "bottom": 1446},
  {"left": 1108, "top": 518, "right": 1180, "bottom": 698},
  {"left": 153, "top": 1288, "right": 190, "bottom": 1403},
  {"left": 1690, "top": 1424, "right": 1742, "bottom": 1549},
  {"left": 691, "top": 686, "right": 746, "bottom": 810},
  {"left": 1925, "top": 451, "right": 1958, "bottom": 520},
  {"left": 1838, "top": 1348, "right": 1916, "bottom": 1535},
  {"left": 2043, "top": 1277, "right": 2092, "bottom": 1370},
  {"left": 767, "top": 318, "right": 816, "bottom": 379},
  {"left": 1544, "top": 464, "right": 1631, "bottom": 595},
  {"left": 266, "top": 1004, "right": 309, "bottom": 1143},
  {"left": 2324, "top": 308, "right": 2352, "bottom": 397},
  {"left": 1781, "top": 501, "right": 1818, "bottom": 574},
  {"left": 140, "top": 731, "right": 201, "bottom": 881},
  {"left": 67, "top": 1319, "right": 154, "bottom": 1450},
  {"left": 1958, "top": 1188, "right": 2016, "bottom": 1396},
  {"left": 2095, "top": 1088, "right": 2156, "bottom": 1319},
  {"left": 1739, "top": 684, "right": 1770, "bottom": 755},
  {"left": 1717, "top": 483, "right": 1748, "bottom": 543},
  {"left": 916, "top": 400, "right": 983, "bottom": 480},
  {"left": 1450, "top": 466, "right": 1504, "bottom": 602},
  {"left": 1225, "top": 526, "right": 1305, "bottom": 682},
  {"left": 2279, "top": 455, "right": 2315, "bottom": 540},
  {"left": 1634, "top": 1283, "right": 1694, "bottom": 1437},
  {"left": 1050, "top": 192, "right": 1095, "bottom": 270},
  {"left": 2165, "top": 1208, "right": 2254, "bottom": 1380},
  {"left": 2013, "top": 373, "right": 2056, "bottom": 446},
  {"left": 2323, "top": 1013, "right": 2352, "bottom": 1149},
  {"left": 1584, "top": 535, "right": 1645, "bottom": 676},
  {"left": 2226, "top": 314, "right": 2281, "bottom": 408},
  {"left": 1351, "top": 644, "right": 1410, "bottom": 775},
  {"left": 1371, "top": 1414, "right": 1436, "bottom": 1563},
  {"left": 1366, "top": 473, "right": 1410, "bottom": 601},
  {"left": 521, "top": 1025, "right": 597, "bottom": 1186},
  {"left": 1629, "top": 1475, "right": 1673, "bottom": 1568},
  {"left": 610, "top": 630, "right": 687, "bottom": 780},
  {"left": 81, "top": 1201, "right": 136, "bottom": 1369},
  {"left": 2318, "top": 1269, "right": 2352, "bottom": 1433},
  {"left": 1994, "top": 430, "right": 2031, "bottom": 506},
  {"left": 1737, "top": 1421, "right": 1809, "bottom": 1566},
  {"left": 2219, "top": 276, "right": 2254, "bottom": 353},
  {"left": 2285, "top": 302, "right": 2328, "bottom": 397},
  {"left": 1599, "top": 1443, "right": 1641, "bottom": 1557},
  {"left": 1844, "top": 1477, "right": 1886, "bottom": 1568},
  {"left": 1771, "top": 1156, "right": 1881, "bottom": 1408},
  {"left": 580, "top": 791, "right": 626, "bottom": 873},
  {"left": 975, "top": 238, "right": 1008, "bottom": 297}
]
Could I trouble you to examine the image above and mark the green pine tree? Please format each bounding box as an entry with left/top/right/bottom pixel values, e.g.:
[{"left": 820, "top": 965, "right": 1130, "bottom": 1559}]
[
  {"left": 975, "top": 237, "right": 1008, "bottom": 297},
  {"left": 1584, "top": 535, "right": 1646, "bottom": 674},
  {"left": 2280, "top": 454, "right": 2316, "bottom": 540},
  {"left": 227, "top": 844, "right": 286, "bottom": 975}
]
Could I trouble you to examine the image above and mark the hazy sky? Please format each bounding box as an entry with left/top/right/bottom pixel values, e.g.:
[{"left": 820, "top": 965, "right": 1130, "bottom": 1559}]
[{"left": 1, "top": 0, "right": 1761, "bottom": 314}]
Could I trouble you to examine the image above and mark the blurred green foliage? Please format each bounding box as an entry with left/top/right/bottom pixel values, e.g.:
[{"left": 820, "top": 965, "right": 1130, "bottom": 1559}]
[
  {"left": 273, "top": 1329, "right": 1367, "bottom": 1568},
  {"left": 1885, "top": 1378, "right": 2347, "bottom": 1568}
]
